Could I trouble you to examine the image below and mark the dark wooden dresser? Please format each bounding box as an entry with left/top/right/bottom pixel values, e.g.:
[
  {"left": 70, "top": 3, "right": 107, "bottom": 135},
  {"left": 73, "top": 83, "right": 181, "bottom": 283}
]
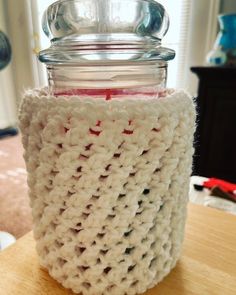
[{"left": 191, "top": 66, "right": 236, "bottom": 183}]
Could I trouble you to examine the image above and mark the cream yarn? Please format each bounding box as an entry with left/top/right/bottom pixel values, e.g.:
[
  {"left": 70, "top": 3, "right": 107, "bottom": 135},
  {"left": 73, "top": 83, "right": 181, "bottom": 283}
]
[{"left": 19, "top": 89, "right": 195, "bottom": 295}]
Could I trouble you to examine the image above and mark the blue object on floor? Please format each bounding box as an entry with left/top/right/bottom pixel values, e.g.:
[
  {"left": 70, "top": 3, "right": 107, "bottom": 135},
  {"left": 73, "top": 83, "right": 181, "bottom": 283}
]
[
  {"left": 0, "top": 127, "right": 18, "bottom": 139},
  {"left": 0, "top": 30, "right": 11, "bottom": 70}
]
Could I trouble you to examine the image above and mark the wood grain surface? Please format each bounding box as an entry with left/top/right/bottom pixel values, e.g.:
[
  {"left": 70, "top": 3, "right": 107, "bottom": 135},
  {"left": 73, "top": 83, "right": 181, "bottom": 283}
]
[{"left": 0, "top": 204, "right": 236, "bottom": 295}]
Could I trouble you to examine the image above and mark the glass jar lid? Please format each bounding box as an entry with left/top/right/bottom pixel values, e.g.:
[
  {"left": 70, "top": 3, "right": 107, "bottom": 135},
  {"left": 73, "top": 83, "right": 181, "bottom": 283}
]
[{"left": 39, "top": 0, "right": 175, "bottom": 65}]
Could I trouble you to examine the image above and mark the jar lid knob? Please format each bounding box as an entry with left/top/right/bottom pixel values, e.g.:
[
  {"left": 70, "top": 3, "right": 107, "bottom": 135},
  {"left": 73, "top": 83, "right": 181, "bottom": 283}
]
[{"left": 39, "top": 0, "right": 175, "bottom": 64}]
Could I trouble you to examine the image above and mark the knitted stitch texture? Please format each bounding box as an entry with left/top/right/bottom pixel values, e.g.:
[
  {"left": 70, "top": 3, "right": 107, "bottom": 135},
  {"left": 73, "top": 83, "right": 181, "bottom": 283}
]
[{"left": 19, "top": 89, "right": 195, "bottom": 295}]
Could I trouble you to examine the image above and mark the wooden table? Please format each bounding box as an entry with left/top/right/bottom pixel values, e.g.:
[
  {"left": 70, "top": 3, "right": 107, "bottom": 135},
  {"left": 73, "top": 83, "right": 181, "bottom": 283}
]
[{"left": 0, "top": 204, "right": 236, "bottom": 295}]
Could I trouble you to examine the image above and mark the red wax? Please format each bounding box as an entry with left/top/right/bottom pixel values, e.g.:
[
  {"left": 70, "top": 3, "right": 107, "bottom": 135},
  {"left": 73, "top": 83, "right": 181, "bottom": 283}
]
[{"left": 54, "top": 88, "right": 166, "bottom": 99}]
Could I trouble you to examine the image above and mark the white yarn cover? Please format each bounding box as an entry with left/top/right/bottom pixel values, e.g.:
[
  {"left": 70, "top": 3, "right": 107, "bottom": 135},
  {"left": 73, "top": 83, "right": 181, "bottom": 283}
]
[{"left": 19, "top": 89, "right": 195, "bottom": 295}]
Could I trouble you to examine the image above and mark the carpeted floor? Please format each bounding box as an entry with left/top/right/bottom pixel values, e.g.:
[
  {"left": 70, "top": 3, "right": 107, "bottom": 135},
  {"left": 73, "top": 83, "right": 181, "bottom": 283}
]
[{"left": 0, "top": 135, "right": 32, "bottom": 239}]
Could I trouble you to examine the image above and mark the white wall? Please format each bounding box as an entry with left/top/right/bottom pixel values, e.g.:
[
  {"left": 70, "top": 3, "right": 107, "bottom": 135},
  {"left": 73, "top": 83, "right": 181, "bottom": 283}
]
[
  {"left": 0, "top": 0, "right": 17, "bottom": 129},
  {"left": 183, "top": 0, "right": 220, "bottom": 95},
  {"left": 0, "top": 0, "right": 39, "bottom": 128},
  {"left": 5, "top": 0, "right": 35, "bottom": 100}
]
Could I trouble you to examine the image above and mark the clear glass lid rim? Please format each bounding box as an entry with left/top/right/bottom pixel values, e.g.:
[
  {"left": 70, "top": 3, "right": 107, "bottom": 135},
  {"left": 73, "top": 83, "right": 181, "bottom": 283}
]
[
  {"left": 42, "top": 0, "right": 170, "bottom": 41},
  {"left": 39, "top": 40, "right": 175, "bottom": 64},
  {"left": 39, "top": 51, "right": 175, "bottom": 64}
]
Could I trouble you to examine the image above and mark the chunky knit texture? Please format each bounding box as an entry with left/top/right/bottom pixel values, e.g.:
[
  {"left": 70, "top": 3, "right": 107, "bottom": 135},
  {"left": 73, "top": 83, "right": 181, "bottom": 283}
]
[{"left": 19, "top": 89, "right": 195, "bottom": 295}]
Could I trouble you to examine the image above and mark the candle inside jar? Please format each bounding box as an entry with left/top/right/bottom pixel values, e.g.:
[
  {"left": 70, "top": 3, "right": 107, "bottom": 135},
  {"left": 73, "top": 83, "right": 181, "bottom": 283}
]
[{"left": 54, "top": 88, "right": 167, "bottom": 100}]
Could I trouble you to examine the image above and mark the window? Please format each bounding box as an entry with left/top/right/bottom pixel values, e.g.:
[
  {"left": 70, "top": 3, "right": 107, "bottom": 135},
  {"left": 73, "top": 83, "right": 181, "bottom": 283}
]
[
  {"left": 159, "top": 0, "right": 220, "bottom": 92},
  {"left": 30, "top": 0, "right": 55, "bottom": 86}
]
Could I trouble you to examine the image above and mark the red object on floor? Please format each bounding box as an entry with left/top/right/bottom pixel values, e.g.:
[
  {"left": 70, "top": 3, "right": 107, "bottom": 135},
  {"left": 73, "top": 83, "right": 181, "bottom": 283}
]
[{"left": 203, "top": 178, "right": 236, "bottom": 197}]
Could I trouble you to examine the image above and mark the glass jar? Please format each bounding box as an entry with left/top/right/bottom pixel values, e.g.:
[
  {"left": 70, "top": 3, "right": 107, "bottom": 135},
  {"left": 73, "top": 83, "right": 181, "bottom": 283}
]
[
  {"left": 39, "top": 0, "right": 175, "bottom": 99},
  {"left": 19, "top": 2, "right": 195, "bottom": 294}
]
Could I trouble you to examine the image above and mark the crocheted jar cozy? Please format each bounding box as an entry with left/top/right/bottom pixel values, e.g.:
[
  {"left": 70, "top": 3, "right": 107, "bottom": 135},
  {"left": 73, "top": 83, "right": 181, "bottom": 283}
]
[{"left": 19, "top": 89, "right": 195, "bottom": 295}]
